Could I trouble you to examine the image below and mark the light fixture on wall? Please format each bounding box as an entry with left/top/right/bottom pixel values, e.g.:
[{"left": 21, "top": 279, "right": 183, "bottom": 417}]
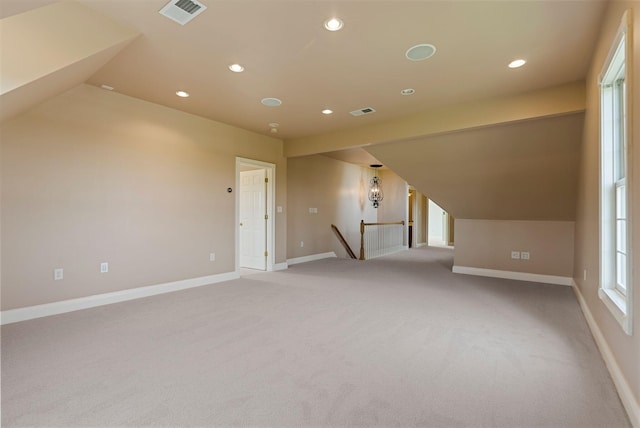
[{"left": 369, "top": 164, "right": 384, "bottom": 209}]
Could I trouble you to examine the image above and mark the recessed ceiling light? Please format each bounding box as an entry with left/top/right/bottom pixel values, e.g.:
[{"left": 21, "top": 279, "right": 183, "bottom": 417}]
[
  {"left": 401, "top": 88, "right": 415, "bottom": 96},
  {"left": 261, "top": 97, "right": 282, "bottom": 107},
  {"left": 322, "top": 109, "right": 333, "bottom": 115},
  {"left": 324, "top": 17, "right": 343, "bottom": 31},
  {"left": 176, "top": 90, "right": 190, "bottom": 98},
  {"left": 270, "top": 128, "right": 278, "bottom": 134},
  {"left": 406, "top": 44, "right": 436, "bottom": 61},
  {"left": 508, "top": 59, "right": 526, "bottom": 68},
  {"left": 229, "top": 63, "right": 244, "bottom": 73},
  {"left": 101, "top": 84, "right": 114, "bottom": 91}
]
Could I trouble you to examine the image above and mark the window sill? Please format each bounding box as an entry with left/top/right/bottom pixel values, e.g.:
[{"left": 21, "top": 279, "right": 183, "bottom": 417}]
[{"left": 599, "top": 287, "right": 632, "bottom": 335}]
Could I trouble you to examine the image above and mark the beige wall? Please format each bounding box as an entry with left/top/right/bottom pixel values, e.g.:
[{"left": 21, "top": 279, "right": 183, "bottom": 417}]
[
  {"left": 376, "top": 169, "right": 408, "bottom": 224},
  {"left": 1, "top": 84, "right": 286, "bottom": 310},
  {"left": 574, "top": 0, "right": 640, "bottom": 412},
  {"left": 454, "top": 220, "right": 575, "bottom": 278},
  {"left": 286, "top": 155, "right": 379, "bottom": 259},
  {"left": 286, "top": 156, "right": 409, "bottom": 260}
]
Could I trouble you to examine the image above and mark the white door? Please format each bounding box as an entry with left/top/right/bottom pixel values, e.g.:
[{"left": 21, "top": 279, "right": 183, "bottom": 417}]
[{"left": 240, "top": 169, "right": 267, "bottom": 270}]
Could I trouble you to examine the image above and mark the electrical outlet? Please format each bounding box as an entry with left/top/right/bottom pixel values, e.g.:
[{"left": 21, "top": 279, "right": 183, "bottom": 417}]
[
  {"left": 300, "top": 241, "right": 304, "bottom": 248},
  {"left": 521, "top": 252, "right": 530, "bottom": 260},
  {"left": 54, "top": 268, "right": 63, "bottom": 280},
  {"left": 210, "top": 253, "right": 216, "bottom": 261},
  {"left": 511, "top": 251, "right": 520, "bottom": 260},
  {"left": 277, "top": 206, "right": 283, "bottom": 213},
  {"left": 584, "top": 269, "right": 587, "bottom": 281},
  {"left": 100, "top": 262, "right": 109, "bottom": 273}
]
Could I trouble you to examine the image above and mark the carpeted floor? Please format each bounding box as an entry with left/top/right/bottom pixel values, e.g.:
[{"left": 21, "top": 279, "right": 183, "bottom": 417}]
[{"left": 1, "top": 246, "right": 631, "bottom": 427}]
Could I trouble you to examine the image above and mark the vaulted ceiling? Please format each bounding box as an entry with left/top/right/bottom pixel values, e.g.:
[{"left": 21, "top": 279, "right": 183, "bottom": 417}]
[{"left": 1, "top": 0, "right": 606, "bottom": 220}]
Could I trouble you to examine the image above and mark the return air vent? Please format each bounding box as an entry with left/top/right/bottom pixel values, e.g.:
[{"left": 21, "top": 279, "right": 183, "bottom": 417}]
[
  {"left": 350, "top": 107, "right": 376, "bottom": 117},
  {"left": 159, "top": 0, "right": 207, "bottom": 25}
]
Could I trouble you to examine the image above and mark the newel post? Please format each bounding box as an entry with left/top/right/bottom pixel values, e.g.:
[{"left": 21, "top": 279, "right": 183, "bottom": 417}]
[{"left": 359, "top": 220, "right": 365, "bottom": 260}]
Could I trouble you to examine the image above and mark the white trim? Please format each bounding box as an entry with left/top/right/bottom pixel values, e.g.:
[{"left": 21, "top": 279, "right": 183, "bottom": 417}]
[
  {"left": 236, "top": 157, "right": 276, "bottom": 273},
  {"left": 452, "top": 265, "right": 572, "bottom": 286},
  {"left": 598, "top": 287, "right": 632, "bottom": 334},
  {"left": 598, "top": 8, "right": 634, "bottom": 337},
  {"left": 0, "top": 271, "right": 239, "bottom": 325},
  {"left": 598, "top": 10, "right": 630, "bottom": 85},
  {"left": 272, "top": 262, "right": 288, "bottom": 271},
  {"left": 287, "top": 252, "right": 337, "bottom": 266},
  {"left": 415, "top": 242, "right": 427, "bottom": 248},
  {"left": 573, "top": 283, "right": 640, "bottom": 427}
]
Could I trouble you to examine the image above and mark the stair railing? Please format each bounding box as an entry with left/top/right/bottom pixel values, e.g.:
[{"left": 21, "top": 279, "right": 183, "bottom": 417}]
[
  {"left": 331, "top": 224, "right": 357, "bottom": 259},
  {"left": 359, "top": 220, "right": 405, "bottom": 260}
]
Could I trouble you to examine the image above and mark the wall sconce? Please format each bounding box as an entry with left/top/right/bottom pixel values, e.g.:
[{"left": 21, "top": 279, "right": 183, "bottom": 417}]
[{"left": 369, "top": 164, "right": 384, "bottom": 208}]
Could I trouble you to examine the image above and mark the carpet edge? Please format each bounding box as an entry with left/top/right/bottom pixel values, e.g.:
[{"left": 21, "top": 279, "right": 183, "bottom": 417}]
[{"left": 572, "top": 282, "right": 640, "bottom": 428}]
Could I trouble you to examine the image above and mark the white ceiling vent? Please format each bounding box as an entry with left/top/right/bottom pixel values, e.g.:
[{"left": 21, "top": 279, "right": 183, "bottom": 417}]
[
  {"left": 159, "top": 0, "right": 207, "bottom": 25},
  {"left": 350, "top": 107, "right": 376, "bottom": 117}
]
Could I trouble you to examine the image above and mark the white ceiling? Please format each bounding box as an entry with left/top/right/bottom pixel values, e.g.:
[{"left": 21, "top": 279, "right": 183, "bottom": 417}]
[{"left": 1, "top": 0, "right": 607, "bottom": 140}]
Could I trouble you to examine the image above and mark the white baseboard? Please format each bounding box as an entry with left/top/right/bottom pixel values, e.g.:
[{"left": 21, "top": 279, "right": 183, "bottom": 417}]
[
  {"left": 572, "top": 282, "right": 640, "bottom": 427},
  {"left": 0, "top": 271, "right": 240, "bottom": 325},
  {"left": 287, "top": 252, "right": 337, "bottom": 266},
  {"left": 272, "top": 262, "right": 288, "bottom": 271},
  {"left": 452, "top": 265, "right": 573, "bottom": 286}
]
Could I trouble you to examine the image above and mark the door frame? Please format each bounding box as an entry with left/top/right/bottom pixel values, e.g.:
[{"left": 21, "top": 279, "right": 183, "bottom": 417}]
[
  {"left": 235, "top": 157, "right": 276, "bottom": 272},
  {"left": 407, "top": 186, "right": 415, "bottom": 248}
]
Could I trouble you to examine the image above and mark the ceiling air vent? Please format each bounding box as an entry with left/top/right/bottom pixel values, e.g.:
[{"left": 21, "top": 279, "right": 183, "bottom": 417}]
[
  {"left": 350, "top": 107, "right": 376, "bottom": 117},
  {"left": 159, "top": 0, "right": 207, "bottom": 25}
]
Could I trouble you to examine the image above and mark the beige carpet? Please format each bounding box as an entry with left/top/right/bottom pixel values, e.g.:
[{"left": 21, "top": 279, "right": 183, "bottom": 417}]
[{"left": 1, "top": 246, "right": 631, "bottom": 427}]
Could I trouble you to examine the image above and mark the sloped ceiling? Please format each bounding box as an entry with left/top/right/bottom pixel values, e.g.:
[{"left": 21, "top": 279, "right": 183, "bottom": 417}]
[
  {"left": 0, "top": 1, "right": 139, "bottom": 122},
  {"left": 366, "top": 112, "right": 584, "bottom": 221},
  {"left": 0, "top": 1, "right": 599, "bottom": 222}
]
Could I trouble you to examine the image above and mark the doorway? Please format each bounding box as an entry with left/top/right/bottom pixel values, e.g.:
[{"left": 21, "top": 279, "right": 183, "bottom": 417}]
[
  {"left": 428, "top": 199, "right": 448, "bottom": 247},
  {"left": 236, "top": 158, "right": 275, "bottom": 272}
]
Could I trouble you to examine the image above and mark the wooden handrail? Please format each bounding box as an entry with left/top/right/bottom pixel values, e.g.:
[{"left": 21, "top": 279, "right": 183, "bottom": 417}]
[
  {"left": 361, "top": 220, "right": 405, "bottom": 227},
  {"left": 331, "top": 224, "right": 357, "bottom": 259}
]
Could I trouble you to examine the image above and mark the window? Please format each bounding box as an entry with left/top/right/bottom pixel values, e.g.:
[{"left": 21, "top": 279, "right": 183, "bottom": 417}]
[{"left": 599, "top": 10, "right": 633, "bottom": 335}]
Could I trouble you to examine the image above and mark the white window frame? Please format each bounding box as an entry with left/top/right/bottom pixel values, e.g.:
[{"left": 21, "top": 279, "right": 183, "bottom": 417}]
[{"left": 599, "top": 10, "right": 633, "bottom": 335}]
